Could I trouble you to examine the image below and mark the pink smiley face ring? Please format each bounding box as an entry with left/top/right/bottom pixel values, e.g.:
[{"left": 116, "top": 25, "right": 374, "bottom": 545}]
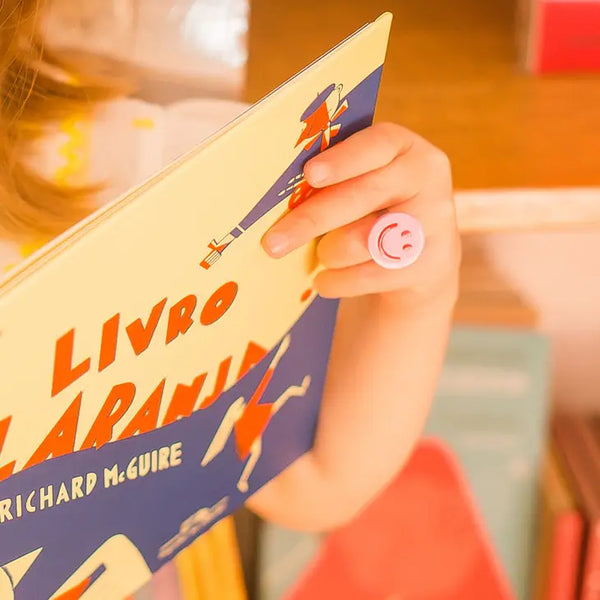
[{"left": 368, "top": 213, "right": 425, "bottom": 270}]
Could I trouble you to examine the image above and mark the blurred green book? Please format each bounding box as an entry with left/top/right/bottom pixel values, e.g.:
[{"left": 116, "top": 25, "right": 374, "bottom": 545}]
[{"left": 425, "top": 326, "right": 550, "bottom": 600}]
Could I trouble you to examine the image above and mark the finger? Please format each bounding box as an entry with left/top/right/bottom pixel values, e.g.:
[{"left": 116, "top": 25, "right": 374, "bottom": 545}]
[
  {"left": 315, "top": 226, "right": 459, "bottom": 299},
  {"left": 317, "top": 193, "right": 435, "bottom": 269},
  {"left": 304, "top": 122, "right": 416, "bottom": 187},
  {"left": 314, "top": 260, "right": 424, "bottom": 298},
  {"left": 262, "top": 151, "right": 427, "bottom": 258},
  {"left": 317, "top": 215, "right": 378, "bottom": 269}
]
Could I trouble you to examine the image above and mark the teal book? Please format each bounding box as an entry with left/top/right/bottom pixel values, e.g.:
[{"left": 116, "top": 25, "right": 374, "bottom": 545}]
[
  {"left": 424, "top": 326, "right": 550, "bottom": 600},
  {"left": 258, "top": 524, "right": 322, "bottom": 600}
]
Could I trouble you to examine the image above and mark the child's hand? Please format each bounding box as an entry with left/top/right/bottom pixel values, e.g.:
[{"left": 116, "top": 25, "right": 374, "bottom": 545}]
[
  {"left": 252, "top": 124, "right": 460, "bottom": 530},
  {"left": 262, "top": 122, "right": 460, "bottom": 307}
]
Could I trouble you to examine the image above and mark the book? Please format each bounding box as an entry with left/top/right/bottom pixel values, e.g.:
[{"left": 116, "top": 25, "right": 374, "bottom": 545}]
[
  {"left": 177, "top": 518, "right": 246, "bottom": 600},
  {"left": 233, "top": 507, "right": 261, "bottom": 599},
  {"left": 0, "top": 13, "right": 392, "bottom": 599},
  {"left": 574, "top": 413, "right": 600, "bottom": 600},
  {"left": 454, "top": 240, "right": 538, "bottom": 328},
  {"left": 517, "top": 0, "right": 600, "bottom": 73},
  {"left": 424, "top": 326, "right": 550, "bottom": 599},
  {"left": 531, "top": 443, "right": 583, "bottom": 600},
  {"left": 283, "top": 439, "right": 514, "bottom": 600},
  {"left": 258, "top": 523, "right": 322, "bottom": 600},
  {"left": 552, "top": 414, "right": 600, "bottom": 600}
]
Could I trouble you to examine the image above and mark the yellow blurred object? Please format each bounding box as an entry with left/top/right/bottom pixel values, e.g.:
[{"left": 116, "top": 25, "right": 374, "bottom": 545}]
[{"left": 176, "top": 517, "right": 248, "bottom": 600}]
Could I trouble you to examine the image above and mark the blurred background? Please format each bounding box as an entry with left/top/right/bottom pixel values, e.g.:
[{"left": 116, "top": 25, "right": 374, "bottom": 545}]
[{"left": 42, "top": 0, "right": 600, "bottom": 599}]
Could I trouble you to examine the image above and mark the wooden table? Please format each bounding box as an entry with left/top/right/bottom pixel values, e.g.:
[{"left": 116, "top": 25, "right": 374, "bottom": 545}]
[{"left": 246, "top": 0, "right": 600, "bottom": 232}]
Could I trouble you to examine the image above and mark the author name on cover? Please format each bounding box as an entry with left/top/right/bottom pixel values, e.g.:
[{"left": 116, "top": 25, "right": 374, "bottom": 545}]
[{"left": 0, "top": 441, "right": 183, "bottom": 525}]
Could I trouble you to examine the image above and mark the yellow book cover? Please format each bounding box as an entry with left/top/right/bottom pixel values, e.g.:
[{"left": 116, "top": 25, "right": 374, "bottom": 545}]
[{"left": 0, "top": 13, "right": 392, "bottom": 600}]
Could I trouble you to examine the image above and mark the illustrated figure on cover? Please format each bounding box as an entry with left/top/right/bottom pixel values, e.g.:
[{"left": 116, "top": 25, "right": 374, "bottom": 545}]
[
  {"left": 201, "top": 335, "right": 311, "bottom": 492},
  {"left": 200, "top": 83, "right": 348, "bottom": 269}
]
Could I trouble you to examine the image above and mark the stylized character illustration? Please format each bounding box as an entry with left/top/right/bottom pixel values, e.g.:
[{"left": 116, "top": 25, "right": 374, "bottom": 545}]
[
  {"left": 201, "top": 335, "right": 311, "bottom": 493},
  {"left": 295, "top": 83, "right": 348, "bottom": 152},
  {"left": 158, "top": 496, "right": 229, "bottom": 560},
  {"left": 50, "top": 535, "right": 151, "bottom": 600},
  {"left": 0, "top": 548, "right": 42, "bottom": 600},
  {"left": 278, "top": 173, "right": 315, "bottom": 210},
  {"left": 200, "top": 83, "right": 348, "bottom": 270},
  {"left": 199, "top": 225, "right": 246, "bottom": 270}
]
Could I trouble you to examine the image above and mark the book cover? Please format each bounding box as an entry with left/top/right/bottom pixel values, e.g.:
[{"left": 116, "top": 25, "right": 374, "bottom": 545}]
[
  {"left": 531, "top": 443, "right": 583, "bottom": 600},
  {"left": 233, "top": 507, "right": 261, "bottom": 599},
  {"left": 552, "top": 414, "right": 600, "bottom": 600},
  {"left": 258, "top": 522, "right": 322, "bottom": 600},
  {"left": 518, "top": 0, "right": 600, "bottom": 73},
  {"left": 0, "top": 14, "right": 392, "bottom": 599},
  {"left": 424, "top": 326, "right": 550, "bottom": 599}
]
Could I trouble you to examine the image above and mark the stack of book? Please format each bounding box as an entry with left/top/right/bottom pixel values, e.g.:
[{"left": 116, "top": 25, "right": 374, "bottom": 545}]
[{"left": 533, "top": 413, "right": 600, "bottom": 600}]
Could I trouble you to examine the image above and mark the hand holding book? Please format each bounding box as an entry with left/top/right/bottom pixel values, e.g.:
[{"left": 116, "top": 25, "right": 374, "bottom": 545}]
[
  {"left": 262, "top": 122, "right": 459, "bottom": 302},
  {"left": 249, "top": 125, "right": 461, "bottom": 531}
]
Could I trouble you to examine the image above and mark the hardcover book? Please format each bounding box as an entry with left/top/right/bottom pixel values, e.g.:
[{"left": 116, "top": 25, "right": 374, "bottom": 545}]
[{"left": 0, "top": 13, "right": 392, "bottom": 599}]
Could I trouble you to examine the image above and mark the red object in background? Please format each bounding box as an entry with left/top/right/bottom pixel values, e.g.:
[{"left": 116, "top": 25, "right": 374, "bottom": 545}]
[
  {"left": 283, "top": 439, "right": 515, "bottom": 600},
  {"left": 529, "top": 1, "right": 600, "bottom": 72}
]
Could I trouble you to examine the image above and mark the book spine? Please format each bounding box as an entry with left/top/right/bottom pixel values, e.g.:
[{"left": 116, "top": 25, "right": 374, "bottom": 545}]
[
  {"left": 574, "top": 420, "right": 600, "bottom": 600},
  {"left": 187, "top": 517, "right": 248, "bottom": 600},
  {"left": 581, "top": 527, "right": 600, "bottom": 600},
  {"left": 174, "top": 517, "right": 247, "bottom": 600},
  {"left": 175, "top": 544, "right": 201, "bottom": 600},
  {"left": 547, "top": 511, "right": 583, "bottom": 600}
]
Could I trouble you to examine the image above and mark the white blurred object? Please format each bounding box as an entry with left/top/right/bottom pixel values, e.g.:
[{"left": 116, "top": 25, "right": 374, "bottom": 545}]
[{"left": 44, "top": 0, "right": 249, "bottom": 101}]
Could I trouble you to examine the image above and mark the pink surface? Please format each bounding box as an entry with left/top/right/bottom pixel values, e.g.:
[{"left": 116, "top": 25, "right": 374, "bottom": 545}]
[{"left": 151, "top": 562, "right": 181, "bottom": 600}]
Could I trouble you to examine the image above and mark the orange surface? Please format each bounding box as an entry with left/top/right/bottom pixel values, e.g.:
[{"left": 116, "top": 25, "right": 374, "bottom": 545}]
[{"left": 246, "top": 0, "right": 600, "bottom": 191}]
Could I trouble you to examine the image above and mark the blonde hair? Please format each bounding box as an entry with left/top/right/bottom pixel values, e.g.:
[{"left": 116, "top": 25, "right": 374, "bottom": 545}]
[{"left": 0, "top": 0, "right": 119, "bottom": 240}]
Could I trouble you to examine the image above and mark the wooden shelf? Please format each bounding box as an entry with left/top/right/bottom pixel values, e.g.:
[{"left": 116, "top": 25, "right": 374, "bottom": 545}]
[{"left": 246, "top": 0, "right": 600, "bottom": 232}]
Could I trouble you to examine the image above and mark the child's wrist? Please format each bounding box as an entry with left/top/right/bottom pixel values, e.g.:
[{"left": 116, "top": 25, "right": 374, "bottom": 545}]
[{"left": 374, "top": 274, "right": 460, "bottom": 318}]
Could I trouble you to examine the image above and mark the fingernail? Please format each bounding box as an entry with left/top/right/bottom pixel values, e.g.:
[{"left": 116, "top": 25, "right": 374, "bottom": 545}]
[
  {"left": 305, "top": 161, "right": 329, "bottom": 186},
  {"left": 263, "top": 230, "right": 290, "bottom": 257}
]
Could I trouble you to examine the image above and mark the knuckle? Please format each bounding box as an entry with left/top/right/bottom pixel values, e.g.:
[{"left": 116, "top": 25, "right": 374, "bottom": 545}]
[
  {"left": 437, "top": 194, "right": 458, "bottom": 224},
  {"left": 425, "top": 146, "right": 452, "bottom": 176},
  {"left": 313, "top": 270, "right": 336, "bottom": 298},
  {"left": 294, "top": 208, "right": 320, "bottom": 234},
  {"left": 370, "top": 122, "right": 412, "bottom": 154}
]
